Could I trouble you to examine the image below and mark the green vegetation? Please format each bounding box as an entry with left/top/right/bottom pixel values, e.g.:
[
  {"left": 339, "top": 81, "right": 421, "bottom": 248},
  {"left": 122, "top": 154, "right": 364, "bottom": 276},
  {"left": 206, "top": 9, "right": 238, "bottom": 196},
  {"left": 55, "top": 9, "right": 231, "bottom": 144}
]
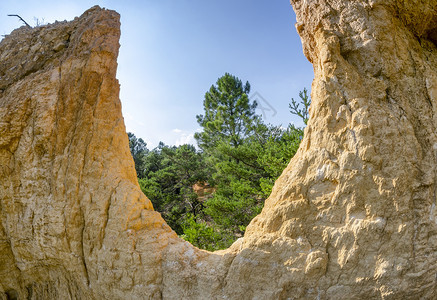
[{"left": 129, "top": 73, "right": 310, "bottom": 251}]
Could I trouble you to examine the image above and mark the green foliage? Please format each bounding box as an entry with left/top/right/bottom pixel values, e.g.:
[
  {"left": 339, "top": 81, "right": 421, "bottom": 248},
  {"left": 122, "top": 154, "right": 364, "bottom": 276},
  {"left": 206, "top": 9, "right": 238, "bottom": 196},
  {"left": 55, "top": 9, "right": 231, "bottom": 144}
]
[
  {"left": 127, "top": 73, "right": 310, "bottom": 251},
  {"left": 199, "top": 122, "right": 303, "bottom": 237},
  {"left": 194, "top": 74, "right": 308, "bottom": 243},
  {"left": 289, "top": 87, "right": 311, "bottom": 125},
  {"left": 128, "top": 132, "right": 148, "bottom": 178},
  {"left": 180, "top": 214, "right": 234, "bottom": 251},
  {"left": 136, "top": 143, "right": 210, "bottom": 235},
  {"left": 195, "top": 73, "right": 258, "bottom": 149},
  {"left": 254, "top": 123, "right": 303, "bottom": 197}
]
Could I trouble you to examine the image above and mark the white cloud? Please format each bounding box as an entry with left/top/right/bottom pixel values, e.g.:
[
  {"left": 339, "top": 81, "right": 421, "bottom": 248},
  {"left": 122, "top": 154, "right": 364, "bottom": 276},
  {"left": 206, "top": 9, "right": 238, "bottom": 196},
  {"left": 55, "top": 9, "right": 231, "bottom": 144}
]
[
  {"left": 172, "top": 128, "right": 201, "bottom": 146},
  {"left": 175, "top": 132, "right": 196, "bottom": 146}
]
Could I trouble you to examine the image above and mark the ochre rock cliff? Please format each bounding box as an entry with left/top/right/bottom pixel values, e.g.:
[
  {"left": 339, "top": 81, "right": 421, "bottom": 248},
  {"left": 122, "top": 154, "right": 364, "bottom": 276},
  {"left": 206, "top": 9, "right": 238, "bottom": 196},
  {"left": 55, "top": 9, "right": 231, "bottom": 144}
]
[
  {"left": 0, "top": 2, "right": 436, "bottom": 299},
  {"left": 0, "top": 6, "right": 177, "bottom": 299}
]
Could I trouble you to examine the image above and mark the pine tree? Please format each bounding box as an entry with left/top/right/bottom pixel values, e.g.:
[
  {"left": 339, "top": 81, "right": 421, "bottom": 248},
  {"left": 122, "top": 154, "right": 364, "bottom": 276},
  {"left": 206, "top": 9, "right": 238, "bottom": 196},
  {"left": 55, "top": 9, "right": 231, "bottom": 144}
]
[{"left": 195, "top": 73, "right": 258, "bottom": 150}]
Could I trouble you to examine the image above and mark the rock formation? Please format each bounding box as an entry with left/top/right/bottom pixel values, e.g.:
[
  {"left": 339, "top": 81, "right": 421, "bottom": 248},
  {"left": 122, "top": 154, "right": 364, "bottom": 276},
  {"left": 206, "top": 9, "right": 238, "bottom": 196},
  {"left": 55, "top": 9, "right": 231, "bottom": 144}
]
[{"left": 0, "top": 2, "right": 436, "bottom": 299}]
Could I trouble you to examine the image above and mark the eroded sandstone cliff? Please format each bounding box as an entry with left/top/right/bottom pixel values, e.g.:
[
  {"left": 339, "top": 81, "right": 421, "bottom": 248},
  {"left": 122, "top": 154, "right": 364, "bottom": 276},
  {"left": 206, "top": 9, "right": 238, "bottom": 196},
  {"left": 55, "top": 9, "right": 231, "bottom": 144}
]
[
  {"left": 0, "top": 6, "right": 178, "bottom": 299},
  {"left": 0, "top": 2, "right": 436, "bottom": 299}
]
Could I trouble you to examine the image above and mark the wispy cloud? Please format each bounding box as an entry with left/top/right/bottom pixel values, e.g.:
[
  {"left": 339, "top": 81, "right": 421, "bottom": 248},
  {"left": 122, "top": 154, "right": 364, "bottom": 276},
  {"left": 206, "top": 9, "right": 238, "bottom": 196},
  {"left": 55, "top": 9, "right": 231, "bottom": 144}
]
[
  {"left": 173, "top": 128, "right": 201, "bottom": 146},
  {"left": 175, "top": 132, "right": 196, "bottom": 146}
]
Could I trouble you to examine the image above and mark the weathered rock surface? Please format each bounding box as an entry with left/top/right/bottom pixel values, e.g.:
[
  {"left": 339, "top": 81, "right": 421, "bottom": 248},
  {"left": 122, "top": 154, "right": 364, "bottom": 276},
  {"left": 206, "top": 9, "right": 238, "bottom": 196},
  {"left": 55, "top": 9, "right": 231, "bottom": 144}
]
[
  {"left": 0, "top": 2, "right": 436, "bottom": 299},
  {"left": 0, "top": 6, "right": 178, "bottom": 299}
]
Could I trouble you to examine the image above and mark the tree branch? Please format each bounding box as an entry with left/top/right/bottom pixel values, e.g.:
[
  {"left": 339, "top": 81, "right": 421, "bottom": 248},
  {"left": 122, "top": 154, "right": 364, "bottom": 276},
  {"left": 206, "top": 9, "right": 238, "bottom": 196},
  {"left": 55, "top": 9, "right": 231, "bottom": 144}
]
[{"left": 8, "top": 14, "right": 31, "bottom": 28}]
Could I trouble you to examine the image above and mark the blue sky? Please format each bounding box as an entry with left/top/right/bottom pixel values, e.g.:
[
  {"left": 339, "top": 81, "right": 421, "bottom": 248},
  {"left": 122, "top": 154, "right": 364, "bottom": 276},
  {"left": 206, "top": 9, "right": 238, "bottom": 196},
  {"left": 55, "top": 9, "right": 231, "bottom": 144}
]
[{"left": 1, "top": 1, "right": 314, "bottom": 148}]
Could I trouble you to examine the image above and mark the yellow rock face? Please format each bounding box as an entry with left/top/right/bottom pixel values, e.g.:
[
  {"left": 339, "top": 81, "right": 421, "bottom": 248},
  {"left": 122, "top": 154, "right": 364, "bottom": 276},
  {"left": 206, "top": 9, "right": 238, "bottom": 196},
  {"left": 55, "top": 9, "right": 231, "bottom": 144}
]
[{"left": 0, "top": 2, "right": 436, "bottom": 299}]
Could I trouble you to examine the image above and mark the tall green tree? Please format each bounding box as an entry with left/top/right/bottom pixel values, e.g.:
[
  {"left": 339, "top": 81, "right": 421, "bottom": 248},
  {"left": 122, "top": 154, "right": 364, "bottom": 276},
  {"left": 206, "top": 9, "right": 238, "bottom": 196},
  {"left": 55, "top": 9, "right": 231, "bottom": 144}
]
[
  {"left": 194, "top": 73, "right": 308, "bottom": 243},
  {"left": 195, "top": 73, "right": 258, "bottom": 150}
]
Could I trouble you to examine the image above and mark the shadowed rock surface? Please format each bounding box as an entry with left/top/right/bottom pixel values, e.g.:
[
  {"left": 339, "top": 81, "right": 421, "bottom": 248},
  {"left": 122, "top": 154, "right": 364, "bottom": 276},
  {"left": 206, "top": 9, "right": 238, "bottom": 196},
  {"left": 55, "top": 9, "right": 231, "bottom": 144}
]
[{"left": 0, "top": 2, "right": 436, "bottom": 299}]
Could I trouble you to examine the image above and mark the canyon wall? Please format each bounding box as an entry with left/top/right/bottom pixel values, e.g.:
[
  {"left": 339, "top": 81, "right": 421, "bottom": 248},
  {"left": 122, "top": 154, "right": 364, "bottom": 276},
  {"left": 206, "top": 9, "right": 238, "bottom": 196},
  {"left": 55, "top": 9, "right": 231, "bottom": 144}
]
[{"left": 0, "top": 2, "right": 436, "bottom": 299}]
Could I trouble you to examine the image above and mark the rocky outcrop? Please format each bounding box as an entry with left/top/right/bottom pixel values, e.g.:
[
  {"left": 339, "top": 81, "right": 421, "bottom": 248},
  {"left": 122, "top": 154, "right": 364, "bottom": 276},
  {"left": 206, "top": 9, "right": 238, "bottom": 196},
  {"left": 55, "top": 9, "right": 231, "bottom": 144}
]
[
  {"left": 0, "top": 2, "right": 436, "bottom": 299},
  {"left": 0, "top": 6, "right": 177, "bottom": 299},
  {"left": 244, "top": 0, "right": 437, "bottom": 298}
]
